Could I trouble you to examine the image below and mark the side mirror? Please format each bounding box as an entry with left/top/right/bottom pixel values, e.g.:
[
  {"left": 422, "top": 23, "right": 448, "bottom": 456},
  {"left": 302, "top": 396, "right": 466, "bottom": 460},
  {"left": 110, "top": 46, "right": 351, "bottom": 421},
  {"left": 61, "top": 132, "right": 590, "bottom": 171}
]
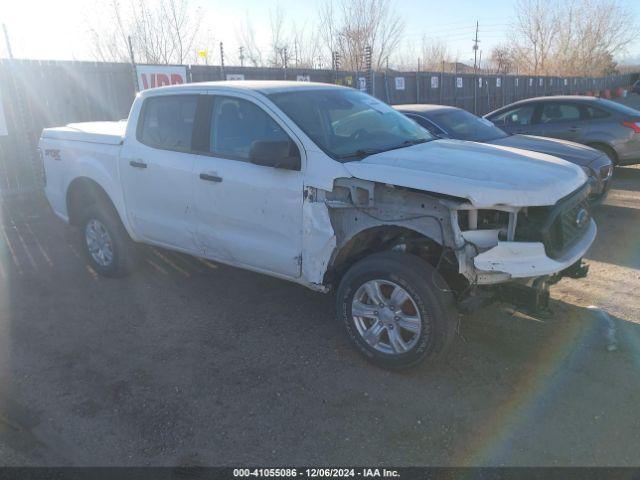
[{"left": 249, "top": 140, "right": 301, "bottom": 171}]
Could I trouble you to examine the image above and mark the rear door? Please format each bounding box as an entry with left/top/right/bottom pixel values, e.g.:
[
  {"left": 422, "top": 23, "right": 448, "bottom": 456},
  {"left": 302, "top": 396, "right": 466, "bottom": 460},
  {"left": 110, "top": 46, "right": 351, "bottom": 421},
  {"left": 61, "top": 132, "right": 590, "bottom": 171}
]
[
  {"left": 192, "top": 93, "right": 304, "bottom": 278},
  {"left": 119, "top": 94, "right": 200, "bottom": 251},
  {"left": 536, "top": 102, "right": 588, "bottom": 142}
]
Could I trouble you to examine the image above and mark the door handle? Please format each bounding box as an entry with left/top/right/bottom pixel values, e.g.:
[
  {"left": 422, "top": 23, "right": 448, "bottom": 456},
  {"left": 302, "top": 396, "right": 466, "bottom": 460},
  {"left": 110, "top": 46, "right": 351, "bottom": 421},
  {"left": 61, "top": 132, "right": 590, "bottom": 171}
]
[
  {"left": 129, "top": 159, "right": 147, "bottom": 169},
  {"left": 199, "top": 172, "right": 223, "bottom": 183},
  {"left": 568, "top": 126, "right": 580, "bottom": 133}
]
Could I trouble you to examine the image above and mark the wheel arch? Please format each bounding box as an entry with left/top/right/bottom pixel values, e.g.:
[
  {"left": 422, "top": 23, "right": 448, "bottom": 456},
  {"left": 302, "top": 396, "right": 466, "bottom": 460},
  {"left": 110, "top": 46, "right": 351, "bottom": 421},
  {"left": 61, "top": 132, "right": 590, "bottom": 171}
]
[
  {"left": 586, "top": 141, "right": 618, "bottom": 164},
  {"left": 324, "top": 224, "right": 446, "bottom": 286},
  {"left": 66, "top": 177, "right": 133, "bottom": 238}
]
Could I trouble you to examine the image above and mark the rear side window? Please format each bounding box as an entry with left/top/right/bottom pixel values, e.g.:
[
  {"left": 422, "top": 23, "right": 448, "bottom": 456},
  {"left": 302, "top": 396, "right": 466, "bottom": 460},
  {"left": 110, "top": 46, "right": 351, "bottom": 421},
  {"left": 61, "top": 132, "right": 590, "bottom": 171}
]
[
  {"left": 210, "top": 96, "right": 290, "bottom": 161},
  {"left": 539, "top": 103, "right": 581, "bottom": 123},
  {"left": 491, "top": 104, "right": 535, "bottom": 126},
  {"left": 586, "top": 106, "right": 610, "bottom": 119},
  {"left": 138, "top": 95, "right": 198, "bottom": 151}
]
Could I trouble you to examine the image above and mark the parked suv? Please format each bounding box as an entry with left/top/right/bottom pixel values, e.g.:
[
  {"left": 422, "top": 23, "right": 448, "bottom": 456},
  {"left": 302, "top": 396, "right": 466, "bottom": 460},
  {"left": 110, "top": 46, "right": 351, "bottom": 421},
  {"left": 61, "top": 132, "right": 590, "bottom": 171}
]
[
  {"left": 394, "top": 104, "right": 613, "bottom": 204},
  {"left": 40, "top": 82, "right": 595, "bottom": 369},
  {"left": 485, "top": 96, "right": 640, "bottom": 166}
]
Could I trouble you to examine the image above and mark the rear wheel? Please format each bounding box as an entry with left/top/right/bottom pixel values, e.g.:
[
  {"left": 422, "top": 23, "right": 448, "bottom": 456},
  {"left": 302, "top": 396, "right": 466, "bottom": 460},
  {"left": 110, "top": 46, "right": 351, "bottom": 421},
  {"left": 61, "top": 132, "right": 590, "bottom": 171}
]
[
  {"left": 80, "top": 204, "right": 136, "bottom": 277},
  {"left": 336, "top": 252, "right": 457, "bottom": 370}
]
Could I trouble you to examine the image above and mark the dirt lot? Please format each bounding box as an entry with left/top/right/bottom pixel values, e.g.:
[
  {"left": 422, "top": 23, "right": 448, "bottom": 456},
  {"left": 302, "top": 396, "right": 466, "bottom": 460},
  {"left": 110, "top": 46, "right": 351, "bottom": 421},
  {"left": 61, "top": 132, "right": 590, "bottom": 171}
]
[{"left": 1, "top": 128, "right": 639, "bottom": 467}]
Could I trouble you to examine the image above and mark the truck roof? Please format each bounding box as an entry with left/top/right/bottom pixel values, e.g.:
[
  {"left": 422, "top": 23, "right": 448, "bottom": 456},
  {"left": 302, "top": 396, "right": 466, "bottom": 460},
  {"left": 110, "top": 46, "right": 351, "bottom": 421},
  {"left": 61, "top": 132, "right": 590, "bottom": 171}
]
[{"left": 139, "top": 80, "right": 348, "bottom": 97}]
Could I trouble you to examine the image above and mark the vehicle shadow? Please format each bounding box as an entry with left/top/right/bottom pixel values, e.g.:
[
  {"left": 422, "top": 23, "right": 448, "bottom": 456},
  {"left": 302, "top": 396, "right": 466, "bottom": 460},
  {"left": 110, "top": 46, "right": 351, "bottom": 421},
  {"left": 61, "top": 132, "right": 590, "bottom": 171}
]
[
  {"left": 587, "top": 202, "right": 640, "bottom": 269},
  {"left": 609, "top": 165, "right": 640, "bottom": 193}
]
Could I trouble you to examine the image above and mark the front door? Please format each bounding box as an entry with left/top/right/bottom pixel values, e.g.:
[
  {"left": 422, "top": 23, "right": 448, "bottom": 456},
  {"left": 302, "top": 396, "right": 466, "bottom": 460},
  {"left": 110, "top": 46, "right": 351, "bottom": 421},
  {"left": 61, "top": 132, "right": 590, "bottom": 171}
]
[
  {"left": 491, "top": 103, "right": 540, "bottom": 135},
  {"left": 192, "top": 94, "right": 304, "bottom": 278},
  {"left": 120, "top": 94, "right": 199, "bottom": 251}
]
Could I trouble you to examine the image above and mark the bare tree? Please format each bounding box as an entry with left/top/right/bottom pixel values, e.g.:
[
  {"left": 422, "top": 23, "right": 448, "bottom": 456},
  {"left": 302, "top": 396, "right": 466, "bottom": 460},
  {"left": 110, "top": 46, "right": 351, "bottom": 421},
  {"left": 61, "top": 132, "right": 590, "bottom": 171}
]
[
  {"left": 489, "top": 44, "right": 514, "bottom": 74},
  {"left": 420, "top": 37, "right": 451, "bottom": 70},
  {"left": 290, "top": 22, "right": 322, "bottom": 68},
  {"left": 236, "top": 13, "right": 263, "bottom": 67},
  {"left": 511, "top": 0, "right": 559, "bottom": 75},
  {"left": 553, "top": 0, "right": 637, "bottom": 75},
  {"left": 511, "top": 0, "right": 637, "bottom": 76},
  {"left": 88, "top": 0, "right": 210, "bottom": 64},
  {"left": 318, "top": 0, "right": 404, "bottom": 71}
]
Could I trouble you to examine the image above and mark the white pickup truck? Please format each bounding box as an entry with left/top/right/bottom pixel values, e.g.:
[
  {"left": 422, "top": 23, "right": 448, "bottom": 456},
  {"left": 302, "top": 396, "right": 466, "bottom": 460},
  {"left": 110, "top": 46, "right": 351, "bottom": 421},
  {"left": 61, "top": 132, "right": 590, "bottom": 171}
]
[{"left": 40, "top": 81, "right": 596, "bottom": 369}]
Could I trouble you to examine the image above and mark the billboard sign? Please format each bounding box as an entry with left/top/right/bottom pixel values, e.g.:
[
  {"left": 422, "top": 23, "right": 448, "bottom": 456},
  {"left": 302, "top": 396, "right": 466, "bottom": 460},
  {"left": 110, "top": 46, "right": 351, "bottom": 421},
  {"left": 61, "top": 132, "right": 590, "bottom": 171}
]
[{"left": 136, "top": 65, "right": 188, "bottom": 90}]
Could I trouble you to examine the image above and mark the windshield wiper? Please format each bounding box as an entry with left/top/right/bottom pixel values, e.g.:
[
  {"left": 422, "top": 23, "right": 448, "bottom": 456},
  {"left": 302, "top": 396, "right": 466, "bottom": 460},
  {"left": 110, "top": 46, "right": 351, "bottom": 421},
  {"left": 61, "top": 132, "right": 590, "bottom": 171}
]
[
  {"left": 338, "top": 139, "right": 431, "bottom": 161},
  {"left": 337, "top": 148, "right": 385, "bottom": 160},
  {"left": 385, "top": 138, "right": 430, "bottom": 151}
]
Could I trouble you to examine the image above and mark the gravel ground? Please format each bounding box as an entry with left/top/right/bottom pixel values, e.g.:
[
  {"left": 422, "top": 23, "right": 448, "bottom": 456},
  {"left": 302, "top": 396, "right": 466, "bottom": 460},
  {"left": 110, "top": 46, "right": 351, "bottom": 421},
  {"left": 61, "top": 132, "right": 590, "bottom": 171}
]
[{"left": 0, "top": 100, "right": 639, "bottom": 467}]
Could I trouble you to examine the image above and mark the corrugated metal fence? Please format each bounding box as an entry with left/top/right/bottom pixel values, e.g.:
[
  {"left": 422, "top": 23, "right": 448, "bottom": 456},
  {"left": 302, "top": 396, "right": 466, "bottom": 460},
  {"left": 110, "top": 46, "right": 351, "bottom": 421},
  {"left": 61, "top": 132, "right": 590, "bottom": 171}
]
[{"left": 0, "top": 58, "right": 637, "bottom": 195}]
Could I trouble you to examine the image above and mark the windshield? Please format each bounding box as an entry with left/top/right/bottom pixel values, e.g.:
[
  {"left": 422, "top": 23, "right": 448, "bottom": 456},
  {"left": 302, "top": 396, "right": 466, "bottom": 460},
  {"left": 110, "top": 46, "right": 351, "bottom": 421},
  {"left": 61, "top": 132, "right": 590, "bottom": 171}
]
[
  {"left": 430, "top": 108, "right": 508, "bottom": 142},
  {"left": 268, "top": 89, "right": 434, "bottom": 161}
]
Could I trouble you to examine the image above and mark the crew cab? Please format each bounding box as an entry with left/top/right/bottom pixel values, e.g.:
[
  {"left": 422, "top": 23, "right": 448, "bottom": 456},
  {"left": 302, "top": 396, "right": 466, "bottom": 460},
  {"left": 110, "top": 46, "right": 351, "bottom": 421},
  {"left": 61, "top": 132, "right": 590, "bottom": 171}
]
[{"left": 40, "top": 81, "right": 596, "bottom": 369}]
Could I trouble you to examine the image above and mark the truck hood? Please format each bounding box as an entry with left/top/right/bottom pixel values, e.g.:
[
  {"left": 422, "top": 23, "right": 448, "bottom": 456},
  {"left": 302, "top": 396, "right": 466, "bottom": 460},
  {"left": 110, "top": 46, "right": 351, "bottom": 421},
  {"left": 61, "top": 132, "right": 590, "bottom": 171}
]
[
  {"left": 487, "top": 134, "right": 604, "bottom": 167},
  {"left": 343, "top": 139, "right": 587, "bottom": 207}
]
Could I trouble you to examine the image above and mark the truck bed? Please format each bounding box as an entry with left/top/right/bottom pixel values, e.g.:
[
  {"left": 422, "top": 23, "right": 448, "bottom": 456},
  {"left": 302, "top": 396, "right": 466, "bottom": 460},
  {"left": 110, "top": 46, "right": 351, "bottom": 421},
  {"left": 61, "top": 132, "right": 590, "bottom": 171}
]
[{"left": 41, "top": 121, "right": 126, "bottom": 145}]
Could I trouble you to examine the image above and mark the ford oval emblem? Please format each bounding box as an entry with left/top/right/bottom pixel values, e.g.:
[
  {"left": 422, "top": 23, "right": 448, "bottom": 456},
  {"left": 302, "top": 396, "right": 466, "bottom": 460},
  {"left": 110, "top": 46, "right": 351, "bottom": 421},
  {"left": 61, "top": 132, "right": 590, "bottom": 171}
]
[{"left": 575, "top": 208, "right": 589, "bottom": 228}]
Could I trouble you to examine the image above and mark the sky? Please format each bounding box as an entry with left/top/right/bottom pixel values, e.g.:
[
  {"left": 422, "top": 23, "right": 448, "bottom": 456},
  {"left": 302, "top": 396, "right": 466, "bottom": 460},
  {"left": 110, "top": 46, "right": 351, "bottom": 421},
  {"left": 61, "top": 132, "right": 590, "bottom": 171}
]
[{"left": 1, "top": 0, "right": 640, "bottom": 66}]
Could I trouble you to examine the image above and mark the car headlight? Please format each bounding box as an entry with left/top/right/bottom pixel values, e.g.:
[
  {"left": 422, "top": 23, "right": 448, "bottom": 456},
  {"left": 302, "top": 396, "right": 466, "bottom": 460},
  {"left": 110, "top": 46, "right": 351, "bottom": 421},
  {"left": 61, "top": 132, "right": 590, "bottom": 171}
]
[
  {"left": 458, "top": 209, "right": 512, "bottom": 239},
  {"left": 599, "top": 164, "right": 613, "bottom": 180}
]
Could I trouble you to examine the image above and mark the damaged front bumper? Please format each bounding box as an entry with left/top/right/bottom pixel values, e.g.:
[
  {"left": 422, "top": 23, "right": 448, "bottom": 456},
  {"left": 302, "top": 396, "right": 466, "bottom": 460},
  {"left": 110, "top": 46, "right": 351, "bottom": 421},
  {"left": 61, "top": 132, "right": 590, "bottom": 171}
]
[{"left": 472, "top": 219, "right": 597, "bottom": 284}]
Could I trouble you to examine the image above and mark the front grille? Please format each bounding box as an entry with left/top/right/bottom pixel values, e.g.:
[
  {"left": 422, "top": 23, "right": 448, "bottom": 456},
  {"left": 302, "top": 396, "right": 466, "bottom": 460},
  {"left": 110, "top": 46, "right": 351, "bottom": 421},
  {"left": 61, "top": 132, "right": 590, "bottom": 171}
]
[{"left": 516, "top": 184, "right": 591, "bottom": 259}]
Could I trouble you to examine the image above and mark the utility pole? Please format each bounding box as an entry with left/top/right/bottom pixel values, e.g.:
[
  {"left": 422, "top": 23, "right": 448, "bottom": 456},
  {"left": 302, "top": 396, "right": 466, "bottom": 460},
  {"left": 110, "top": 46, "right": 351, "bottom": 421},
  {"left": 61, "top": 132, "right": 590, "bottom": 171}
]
[
  {"left": 472, "top": 21, "right": 480, "bottom": 114},
  {"left": 219, "top": 42, "right": 225, "bottom": 79},
  {"left": 472, "top": 21, "right": 480, "bottom": 70},
  {"left": 283, "top": 47, "right": 288, "bottom": 80},
  {"left": 239, "top": 46, "right": 245, "bottom": 67},
  {"left": 416, "top": 58, "right": 421, "bottom": 103},
  {"left": 2, "top": 23, "right": 13, "bottom": 59}
]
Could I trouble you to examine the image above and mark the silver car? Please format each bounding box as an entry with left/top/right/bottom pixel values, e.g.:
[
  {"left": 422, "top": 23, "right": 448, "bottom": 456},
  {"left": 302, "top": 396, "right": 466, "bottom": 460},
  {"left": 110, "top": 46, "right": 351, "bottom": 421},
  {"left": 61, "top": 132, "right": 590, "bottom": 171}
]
[{"left": 484, "top": 96, "right": 640, "bottom": 166}]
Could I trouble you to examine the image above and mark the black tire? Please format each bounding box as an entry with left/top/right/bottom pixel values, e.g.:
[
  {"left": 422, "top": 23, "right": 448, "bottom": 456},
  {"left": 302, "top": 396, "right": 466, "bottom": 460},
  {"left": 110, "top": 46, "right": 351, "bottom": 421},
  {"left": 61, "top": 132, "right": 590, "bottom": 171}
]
[
  {"left": 336, "top": 251, "right": 457, "bottom": 370},
  {"left": 80, "top": 202, "right": 137, "bottom": 278}
]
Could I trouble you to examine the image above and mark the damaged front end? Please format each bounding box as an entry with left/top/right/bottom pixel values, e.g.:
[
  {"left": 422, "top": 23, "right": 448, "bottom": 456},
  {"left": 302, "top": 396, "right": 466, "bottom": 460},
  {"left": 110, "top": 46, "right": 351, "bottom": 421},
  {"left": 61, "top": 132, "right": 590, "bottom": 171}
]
[{"left": 301, "top": 177, "right": 596, "bottom": 314}]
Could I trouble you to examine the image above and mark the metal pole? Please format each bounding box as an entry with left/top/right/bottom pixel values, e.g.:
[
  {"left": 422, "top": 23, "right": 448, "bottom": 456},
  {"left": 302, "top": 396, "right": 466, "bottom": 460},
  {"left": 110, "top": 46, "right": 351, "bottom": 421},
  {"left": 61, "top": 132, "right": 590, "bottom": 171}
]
[
  {"left": 473, "top": 21, "right": 479, "bottom": 114},
  {"left": 416, "top": 58, "right": 420, "bottom": 103},
  {"left": 219, "top": 42, "right": 225, "bottom": 80},
  {"left": 127, "top": 36, "right": 139, "bottom": 93}
]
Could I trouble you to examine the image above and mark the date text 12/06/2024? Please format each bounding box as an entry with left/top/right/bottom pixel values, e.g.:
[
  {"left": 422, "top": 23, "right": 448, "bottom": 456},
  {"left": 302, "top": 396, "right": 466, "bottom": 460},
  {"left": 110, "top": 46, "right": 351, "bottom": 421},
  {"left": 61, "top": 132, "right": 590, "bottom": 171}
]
[{"left": 233, "top": 468, "right": 400, "bottom": 478}]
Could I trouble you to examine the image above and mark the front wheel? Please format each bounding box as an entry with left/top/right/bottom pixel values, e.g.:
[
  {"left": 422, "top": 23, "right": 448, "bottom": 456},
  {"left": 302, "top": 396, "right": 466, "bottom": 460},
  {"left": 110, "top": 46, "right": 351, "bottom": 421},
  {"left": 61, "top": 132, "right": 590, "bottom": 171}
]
[{"left": 336, "top": 252, "right": 457, "bottom": 370}]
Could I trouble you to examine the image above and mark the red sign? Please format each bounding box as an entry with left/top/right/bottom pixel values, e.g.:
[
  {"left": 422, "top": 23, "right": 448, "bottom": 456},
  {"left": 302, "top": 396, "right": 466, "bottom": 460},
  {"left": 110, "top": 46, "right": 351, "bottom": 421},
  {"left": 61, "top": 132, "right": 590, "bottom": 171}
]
[{"left": 136, "top": 65, "right": 188, "bottom": 91}]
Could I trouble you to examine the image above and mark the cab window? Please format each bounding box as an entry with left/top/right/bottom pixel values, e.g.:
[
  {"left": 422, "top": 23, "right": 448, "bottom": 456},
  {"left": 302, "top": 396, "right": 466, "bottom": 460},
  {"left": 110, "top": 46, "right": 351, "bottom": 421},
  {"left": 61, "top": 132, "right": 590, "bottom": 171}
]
[
  {"left": 210, "top": 96, "right": 290, "bottom": 161},
  {"left": 138, "top": 95, "right": 198, "bottom": 151}
]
